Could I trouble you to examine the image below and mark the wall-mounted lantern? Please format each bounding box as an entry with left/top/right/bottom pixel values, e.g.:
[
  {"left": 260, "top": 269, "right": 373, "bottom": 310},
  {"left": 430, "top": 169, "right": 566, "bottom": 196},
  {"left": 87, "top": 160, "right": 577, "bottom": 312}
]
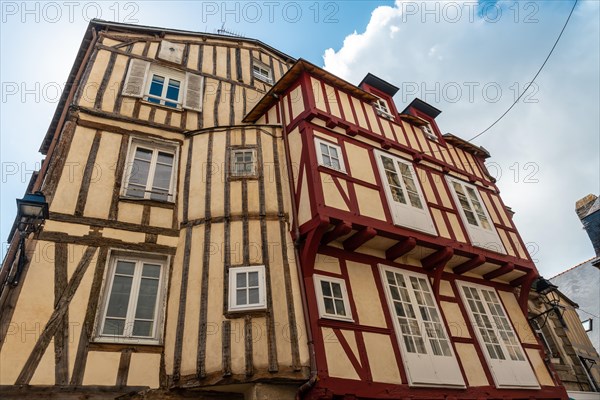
[
  {"left": 10, "top": 191, "right": 49, "bottom": 286},
  {"left": 528, "top": 276, "right": 566, "bottom": 328}
]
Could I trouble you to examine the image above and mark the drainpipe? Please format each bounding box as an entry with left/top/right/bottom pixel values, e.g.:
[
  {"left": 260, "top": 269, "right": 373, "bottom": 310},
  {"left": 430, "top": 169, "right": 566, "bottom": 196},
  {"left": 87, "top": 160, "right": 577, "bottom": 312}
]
[{"left": 275, "top": 93, "right": 318, "bottom": 399}]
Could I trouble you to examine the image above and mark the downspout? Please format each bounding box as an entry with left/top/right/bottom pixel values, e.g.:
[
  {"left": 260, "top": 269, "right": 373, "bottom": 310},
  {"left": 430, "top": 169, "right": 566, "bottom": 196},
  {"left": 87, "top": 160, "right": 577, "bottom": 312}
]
[
  {"left": 0, "top": 25, "right": 98, "bottom": 305},
  {"left": 275, "top": 94, "right": 318, "bottom": 399}
]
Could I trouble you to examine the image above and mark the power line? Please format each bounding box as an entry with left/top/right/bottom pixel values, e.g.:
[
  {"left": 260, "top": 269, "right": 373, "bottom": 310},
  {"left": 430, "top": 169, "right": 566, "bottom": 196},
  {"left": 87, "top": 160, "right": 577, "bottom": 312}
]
[{"left": 468, "top": 0, "right": 579, "bottom": 142}]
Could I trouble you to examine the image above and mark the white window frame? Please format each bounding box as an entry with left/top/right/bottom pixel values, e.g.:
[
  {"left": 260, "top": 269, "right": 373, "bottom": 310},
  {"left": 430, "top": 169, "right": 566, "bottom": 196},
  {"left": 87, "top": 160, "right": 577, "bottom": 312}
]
[
  {"left": 446, "top": 176, "right": 506, "bottom": 254},
  {"left": 374, "top": 149, "right": 437, "bottom": 235},
  {"left": 314, "top": 275, "right": 353, "bottom": 322},
  {"left": 373, "top": 95, "right": 394, "bottom": 119},
  {"left": 228, "top": 266, "right": 267, "bottom": 312},
  {"left": 252, "top": 59, "right": 273, "bottom": 84},
  {"left": 144, "top": 64, "right": 185, "bottom": 109},
  {"left": 582, "top": 318, "right": 593, "bottom": 332},
  {"left": 456, "top": 280, "right": 539, "bottom": 389},
  {"left": 231, "top": 148, "right": 257, "bottom": 177},
  {"left": 421, "top": 123, "right": 438, "bottom": 142},
  {"left": 122, "top": 138, "right": 179, "bottom": 203},
  {"left": 314, "top": 137, "right": 346, "bottom": 173},
  {"left": 379, "top": 265, "right": 465, "bottom": 387},
  {"left": 95, "top": 252, "right": 168, "bottom": 345}
]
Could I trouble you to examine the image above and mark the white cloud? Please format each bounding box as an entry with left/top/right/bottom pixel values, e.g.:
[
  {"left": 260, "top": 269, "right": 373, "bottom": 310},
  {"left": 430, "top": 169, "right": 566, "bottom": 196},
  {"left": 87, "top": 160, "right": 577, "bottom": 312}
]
[{"left": 322, "top": 0, "right": 600, "bottom": 276}]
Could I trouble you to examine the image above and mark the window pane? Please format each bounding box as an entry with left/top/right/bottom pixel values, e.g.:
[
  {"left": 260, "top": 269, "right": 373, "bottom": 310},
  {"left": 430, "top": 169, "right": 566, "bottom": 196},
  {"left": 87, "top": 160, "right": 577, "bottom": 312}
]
[
  {"left": 157, "top": 152, "right": 174, "bottom": 165},
  {"left": 149, "top": 75, "right": 165, "bottom": 97},
  {"left": 152, "top": 162, "right": 173, "bottom": 191},
  {"left": 320, "top": 143, "right": 329, "bottom": 157},
  {"left": 106, "top": 275, "right": 133, "bottom": 318},
  {"left": 132, "top": 320, "right": 153, "bottom": 337},
  {"left": 331, "top": 158, "right": 341, "bottom": 170},
  {"left": 248, "top": 288, "right": 259, "bottom": 304},
  {"left": 334, "top": 299, "right": 346, "bottom": 316},
  {"left": 331, "top": 282, "right": 343, "bottom": 298},
  {"left": 321, "top": 281, "right": 332, "bottom": 297},
  {"left": 135, "top": 148, "right": 153, "bottom": 161},
  {"left": 143, "top": 264, "right": 161, "bottom": 278},
  {"left": 166, "top": 79, "right": 180, "bottom": 101},
  {"left": 237, "top": 272, "right": 247, "bottom": 288},
  {"left": 324, "top": 298, "right": 335, "bottom": 314},
  {"left": 248, "top": 271, "right": 259, "bottom": 287},
  {"left": 116, "top": 261, "right": 135, "bottom": 275},
  {"left": 135, "top": 278, "right": 159, "bottom": 319},
  {"left": 103, "top": 318, "right": 125, "bottom": 336},
  {"left": 236, "top": 288, "right": 247, "bottom": 305},
  {"left": 129, "top": 158, "right": 150, "bottom": 186}
]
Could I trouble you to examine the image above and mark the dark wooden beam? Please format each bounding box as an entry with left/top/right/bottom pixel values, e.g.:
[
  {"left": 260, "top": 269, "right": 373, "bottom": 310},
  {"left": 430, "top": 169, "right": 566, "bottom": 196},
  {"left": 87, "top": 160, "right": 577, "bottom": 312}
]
[
  {"left": 453, "top": 255, "right": 486, "bottom": 275},
  {"left": 421, "top": 247, "right": 454, "bottom": 271},
  {"left": 322, "top": 221, "right": 352, "bottom": 245},
  {"left": 483, "top": 262, "right": 515, "bottom": 281},
  {"left": 385, "top": 237, "right": 417, "bottom": 261},
  {"left": 343, "top": 227, "right": 377, "bottom": 252}
]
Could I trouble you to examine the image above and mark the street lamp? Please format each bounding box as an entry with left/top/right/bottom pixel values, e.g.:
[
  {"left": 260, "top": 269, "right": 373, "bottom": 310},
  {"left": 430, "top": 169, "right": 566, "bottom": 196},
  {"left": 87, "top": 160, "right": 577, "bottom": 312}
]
[
  {"left": 528, "top": 276, "right": 566, "bottom": 328},
  {"left": 10, "top": 191, "right": 49, "bottom": 286}
]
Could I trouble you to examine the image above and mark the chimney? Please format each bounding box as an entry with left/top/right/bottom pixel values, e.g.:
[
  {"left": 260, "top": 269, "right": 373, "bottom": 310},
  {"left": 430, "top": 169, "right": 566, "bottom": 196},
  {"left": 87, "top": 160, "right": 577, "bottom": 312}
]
[{"left": 576, "top": 194, "right": 600, "bottom": 256}]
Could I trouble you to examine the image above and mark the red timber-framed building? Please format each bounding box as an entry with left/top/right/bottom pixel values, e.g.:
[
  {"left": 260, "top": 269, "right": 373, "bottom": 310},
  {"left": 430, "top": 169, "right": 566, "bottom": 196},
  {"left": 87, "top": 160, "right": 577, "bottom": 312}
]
[{"left": 244, "top": 60, "right": 568, "bottom": 399}]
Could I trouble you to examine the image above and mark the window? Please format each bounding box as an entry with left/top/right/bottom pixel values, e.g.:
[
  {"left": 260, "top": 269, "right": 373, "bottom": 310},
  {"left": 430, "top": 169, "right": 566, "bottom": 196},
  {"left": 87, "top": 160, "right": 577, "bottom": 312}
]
[
  {"left": 146, "top": 71, "right": 181, "bottom": 108},
  {"left": 457, "top": 281, "right": 539, "bottom": 388},
  {"left": 379, "top": 265, "right": 465, "bottom": 387},
  {"left": 228, "top": 266, "right": 266, "bottom": 312},
  {"left": 421, "top": 123, "right": 438, "bottom": 141},
  {"left": 314, "top": 275, "right": 353, "bottom": 322},
  {"left": 446, "top": 177, "right": 506, "bottom": 254},
  {"left": 123, "top": 139, "right": 178, "bottom": 202},
  {"left": 122, "top": 59, "right": 204, "bottom": 112},
  {"left": 97, "top": 253, "right": 167, "bottom": 344},
  {"left": 314, "top": 138, "right": 346, "bottom": 173},
  {"left": 252, "top": 59, "right": 272, "bottom": 84},
  {"left": 231, "top": 149, "right": 256, "bottom": 177},
  {"left": 374, "top": 150, "right": 437, "bottom": 235},
  {"left": 582, "top": 318, "right": 593, "bottom": 332},
  {"left": 374, "top": 96, "right": 393, "bottom": 119}
]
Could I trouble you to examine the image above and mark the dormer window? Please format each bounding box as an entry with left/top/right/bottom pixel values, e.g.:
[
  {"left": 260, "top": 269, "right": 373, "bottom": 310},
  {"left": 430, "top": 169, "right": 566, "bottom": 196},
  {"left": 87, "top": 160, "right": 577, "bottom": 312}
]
[
  {"left": 374, "top": 96, "right": 394, "bottom": 119},
  {"left": 421, "top": 123, "right": 438, "bottom": 142}
]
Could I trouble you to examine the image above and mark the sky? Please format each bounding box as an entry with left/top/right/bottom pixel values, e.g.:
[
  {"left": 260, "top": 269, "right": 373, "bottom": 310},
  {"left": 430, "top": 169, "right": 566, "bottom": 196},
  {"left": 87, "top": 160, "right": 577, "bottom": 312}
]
[{"left": 1, "top": 0, "right": 598, "bottom": 278}]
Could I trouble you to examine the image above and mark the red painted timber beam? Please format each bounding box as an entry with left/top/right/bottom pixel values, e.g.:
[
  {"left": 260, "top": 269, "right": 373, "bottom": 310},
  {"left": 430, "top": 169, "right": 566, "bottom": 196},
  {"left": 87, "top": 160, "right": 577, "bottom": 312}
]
[
  {"left": 483, "top": 262, "right": 515, "bottom": 280},
  {"left": 421, "top": 247, "right": 454, "bottom": 271},
  {"left": 385, "top": 237, "right": 417, "bottom": 261},
  {"left": 343, "top": 227, "right": 377, "bottom": 252},
  {"left": 321, "top": 221, "right": 352, "bottom": 245},
  {"left": 453, "top": 254, "right": 486, "bottom": 275}
]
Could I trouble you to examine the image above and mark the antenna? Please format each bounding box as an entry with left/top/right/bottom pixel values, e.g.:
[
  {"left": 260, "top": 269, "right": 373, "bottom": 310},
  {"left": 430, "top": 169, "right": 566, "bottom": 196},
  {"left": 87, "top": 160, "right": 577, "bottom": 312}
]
[{"left": 216, "top": 23, "right": 244, "bottom": 37}]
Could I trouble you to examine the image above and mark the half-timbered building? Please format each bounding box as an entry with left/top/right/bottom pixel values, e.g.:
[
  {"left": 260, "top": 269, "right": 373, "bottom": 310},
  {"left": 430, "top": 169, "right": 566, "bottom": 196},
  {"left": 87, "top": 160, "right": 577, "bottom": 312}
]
[
  {"left": 1, "top": 19, "right": 569, "bottom": 400},
  {"left": 243, "top": 63, "right": 570, "bottom": 399}
]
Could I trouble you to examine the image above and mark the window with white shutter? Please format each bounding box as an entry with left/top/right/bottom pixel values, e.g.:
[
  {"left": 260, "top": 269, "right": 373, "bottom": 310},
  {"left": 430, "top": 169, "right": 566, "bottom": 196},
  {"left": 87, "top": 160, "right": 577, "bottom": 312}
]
[
  {"left": 122, "top": 59, "right": 150, "bottom": 98},
  {"left": 122, "top": 61, "right": 203, "bottom": 112},
  {"left": 379, "top": 265, "right": 465, "bottom": 387},
  {"left": 374, "top": 150, "right": 437, "bottom": 235},
  {"left": 457, "top": 281, "right": 539, "bottom": 389},
  {"left": 446, "top": 176, "right": 506, "bottom": 254}
]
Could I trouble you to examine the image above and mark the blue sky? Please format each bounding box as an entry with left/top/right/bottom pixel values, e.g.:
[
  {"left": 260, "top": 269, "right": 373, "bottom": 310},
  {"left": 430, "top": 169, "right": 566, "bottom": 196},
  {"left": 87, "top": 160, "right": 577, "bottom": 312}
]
[{"left": 1, "top": 0, "right": 598, "bottom": 278}]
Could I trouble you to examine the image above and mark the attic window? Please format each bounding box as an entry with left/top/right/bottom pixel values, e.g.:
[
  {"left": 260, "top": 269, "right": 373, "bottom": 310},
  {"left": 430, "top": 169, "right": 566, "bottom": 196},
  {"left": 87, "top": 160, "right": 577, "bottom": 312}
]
[
  {"left": 252, "top": 59, "right": 273, "bottom": 84},
  {"left": 421, "top": 123, "right": 438, "bottom": 142},
  {"left": 374, "top": 96, "right": 393, "bottom": 119},
  {"left": 582, "top": 318, "right": 593, "bottom": 332}
]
